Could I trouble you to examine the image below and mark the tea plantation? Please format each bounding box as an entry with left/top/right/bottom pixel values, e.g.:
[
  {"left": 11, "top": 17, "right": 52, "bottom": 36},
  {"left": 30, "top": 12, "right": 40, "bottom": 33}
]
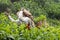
[
  {"left": 0, "top": 0, "right": 60, "bottom": 40},
  {"left": 0, "top": 13, "right": 60, "bottom": 40}
]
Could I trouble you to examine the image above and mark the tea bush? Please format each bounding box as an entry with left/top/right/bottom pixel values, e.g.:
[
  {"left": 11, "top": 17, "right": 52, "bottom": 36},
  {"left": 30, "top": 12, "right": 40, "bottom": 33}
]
[
  {"left": 34, "top": 15, "right": 46, "bottom": 23},
  {"left": 0, "top": 0, "right": 11, "bottom": 12},
  {"left": 0, "top": 0, "right": 60, "bottom": 40},
  {"left": 0, "top": 13, "right": 60, "bottom": 40},
  {"left": 0, "top": 0, "right": 60, "bottom": 19}
]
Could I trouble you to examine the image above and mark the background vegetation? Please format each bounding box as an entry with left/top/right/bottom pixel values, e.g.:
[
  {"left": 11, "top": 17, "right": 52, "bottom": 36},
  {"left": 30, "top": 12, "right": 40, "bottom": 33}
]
[{"left": 0, "top": 0, "right": 60, "bottom": 40}]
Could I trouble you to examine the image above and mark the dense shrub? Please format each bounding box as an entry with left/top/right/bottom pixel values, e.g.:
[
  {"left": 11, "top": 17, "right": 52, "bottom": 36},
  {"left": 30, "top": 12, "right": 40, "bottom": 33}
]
[
  {"left": 44, "top": 2, "right": 60, "bottom": 19},
  {"left": 0, "top": 0, "right": 11, "bottom": 12},
  {"left": 0, "top": 13, "right": 60, "bottom": 40},
  {"left": 34, "top": 15, "right": 46, "bottom": 23},
  {"left": 0, "top": 0, "right": 60, "bottom": 40},
  {"left": 0, "top": 0, "right": 60, "bottom": 19}
]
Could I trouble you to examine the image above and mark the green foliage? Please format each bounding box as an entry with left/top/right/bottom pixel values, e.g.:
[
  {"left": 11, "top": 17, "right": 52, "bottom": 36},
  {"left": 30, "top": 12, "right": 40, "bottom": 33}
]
[
  {"left": 0, "top": 0, "right": 60, "bottom": 19},
  {"left": 0, "top": 13, "right": 60, "bottom": 40},
  {"left": 48, "top": 18, "right": 60, "bottom": 27},
  {"left": 0, "top": 0, "right": 60, "bottom": 40},
  {"left": 34, "top": 15, "right": 46, "bottom": 22},
  {"left": 0, "top": 0, "right": 11, "bottom": 12},
  {"left": 44, "top": 2, "right": 60, "bottom": 19}
]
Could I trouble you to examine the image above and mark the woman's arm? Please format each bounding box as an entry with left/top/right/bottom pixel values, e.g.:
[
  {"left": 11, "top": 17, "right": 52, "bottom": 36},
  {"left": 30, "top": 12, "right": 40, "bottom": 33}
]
[{"left": 8, "top": 15, "right": 19, "bottom": 22}]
